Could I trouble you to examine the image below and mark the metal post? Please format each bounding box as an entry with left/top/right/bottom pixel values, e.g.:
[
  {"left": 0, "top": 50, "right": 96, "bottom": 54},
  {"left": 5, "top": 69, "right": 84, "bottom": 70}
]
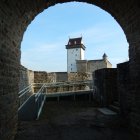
[
  {"left": 73, "top": 84, "right": 75, "bottom": 91},
  {"left": 57, "top": 96, "right": 60, "bottom": 103},
  {"left": 89, "top": 92, "right": 91, "bottom": 102},
  {"left": 74, "top": 92, "right": 76, "bottom": 101}
]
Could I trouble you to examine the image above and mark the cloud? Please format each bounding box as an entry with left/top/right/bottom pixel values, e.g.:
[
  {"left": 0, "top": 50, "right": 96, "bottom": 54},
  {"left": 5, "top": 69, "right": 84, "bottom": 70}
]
[{"left": 21, "top": 41, "right": 67, "bottom": 71}]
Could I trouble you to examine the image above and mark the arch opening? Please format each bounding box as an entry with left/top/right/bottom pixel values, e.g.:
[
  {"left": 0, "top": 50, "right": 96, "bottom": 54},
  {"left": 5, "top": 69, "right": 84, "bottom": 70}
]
[{"left": 16, "top": 1, "right": 132, "bottom": 139}]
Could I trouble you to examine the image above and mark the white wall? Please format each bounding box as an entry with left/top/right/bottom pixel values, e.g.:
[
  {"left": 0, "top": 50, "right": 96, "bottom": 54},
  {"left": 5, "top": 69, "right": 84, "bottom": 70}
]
[
  {"left": 67, "top": 48, "right": 85, "bottom": 72},
  {"left": 81, "top": 49, "right": 85, "bottom": 60}
]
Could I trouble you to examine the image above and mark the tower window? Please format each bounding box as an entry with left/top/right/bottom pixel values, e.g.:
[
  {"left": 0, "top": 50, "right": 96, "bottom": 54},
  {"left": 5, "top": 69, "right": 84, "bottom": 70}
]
[{"left": 75, "top": 41, "right": 76, "bottom": 44}]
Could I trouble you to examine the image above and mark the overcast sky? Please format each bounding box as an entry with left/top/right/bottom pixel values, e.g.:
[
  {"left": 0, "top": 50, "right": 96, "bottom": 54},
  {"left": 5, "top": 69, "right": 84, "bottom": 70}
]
[{"left": 21, "top": 2, "right": 129, "bottom": 72}]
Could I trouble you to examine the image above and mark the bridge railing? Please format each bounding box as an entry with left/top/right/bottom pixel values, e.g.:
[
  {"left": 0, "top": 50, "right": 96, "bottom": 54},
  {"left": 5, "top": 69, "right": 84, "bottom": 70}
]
[
  {"left": 18, "top": 81, "right": 93, "bottom": 104},
  {"left": 35, "top": 84, "right": 46, "bottom": 120},
  {"left": 18, "top": 84, "right": 34, "bottom": 110}
]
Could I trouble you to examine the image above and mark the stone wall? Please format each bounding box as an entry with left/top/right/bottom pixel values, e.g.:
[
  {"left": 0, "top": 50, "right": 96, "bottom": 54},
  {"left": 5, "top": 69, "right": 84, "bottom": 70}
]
[
  {"left": 55, "top": 72, "right": 68, "bottom": 82},
  {"left": 32, "top": 71, "right": 93, "bottom": 84},
  {"left": 28, "top": 70, "right": 34, "bottom": 86},
  {"left": 19, "top": 65, "right": 34, "bottom": 91},
  {"left": 0, "top": 0, "right": 22, "bottom": 137},
  {"left": 76, "top": 60, "right": 87, "bottom": 72},
  {"left": 68, "top": 72, "right": 91, "bottom": 81},
  {"left": 77, "top": 59, "right": 112, "bottom": 73},
  {"left": 19, "top": 66, "right": 29, "bottom": 91},
  {"left": 34, "top": 71, "right": 48, "bottom": 83},
  {"left": 117, "top": 62, "right": 131, "bottom": 119},
  {"left": 94, "top": 68, "right": 118, "bottom": 106},
  {"left": 88, "top": 60, "right": 111, "bottom": 73},
  {"left": 34, "top": 71, "right": 68, "bottom": 83},
  {"left": 33, "top": 72, "right": 56, "bottom": 92},
  {"left": 19, "top": 69, "right": 91, "bottom": 93},
  {"left": 47, "top": 73, "right": 56, "bottom": 83}
]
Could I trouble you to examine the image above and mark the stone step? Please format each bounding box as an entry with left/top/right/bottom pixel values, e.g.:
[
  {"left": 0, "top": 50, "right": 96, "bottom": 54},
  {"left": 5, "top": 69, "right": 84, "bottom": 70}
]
[
  {"left": 109, "top": 105, "right": 120, "bottom": 113},
  {"left": 98, "top": 107, "right": 117, "bottom": 115},
  {"left": 113, "top": 101, "right": 120, "bottom": 107}
]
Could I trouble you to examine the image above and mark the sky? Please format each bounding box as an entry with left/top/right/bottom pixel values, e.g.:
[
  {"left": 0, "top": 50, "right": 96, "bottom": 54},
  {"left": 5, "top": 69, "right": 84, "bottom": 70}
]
[{"left": 21, "top": 2, "right": 129, "bottom": 72}]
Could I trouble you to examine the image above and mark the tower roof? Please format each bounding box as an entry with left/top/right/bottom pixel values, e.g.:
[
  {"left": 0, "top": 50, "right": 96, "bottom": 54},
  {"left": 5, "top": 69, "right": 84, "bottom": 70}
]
[
  {"left": 66, "top": 37, "right": 86, "bottom": 50},
  {"left": 103, "top": 53, "right": 108, "bottom": 58},
  {"left": 68, "top": 37, "right": 82, "bottom": 45}
]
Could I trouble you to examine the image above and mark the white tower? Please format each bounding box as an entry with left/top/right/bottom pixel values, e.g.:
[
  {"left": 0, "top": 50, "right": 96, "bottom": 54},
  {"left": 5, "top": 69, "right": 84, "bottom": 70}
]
[{"left": 66, "top": 37, "right": 86, "bottom": 72}]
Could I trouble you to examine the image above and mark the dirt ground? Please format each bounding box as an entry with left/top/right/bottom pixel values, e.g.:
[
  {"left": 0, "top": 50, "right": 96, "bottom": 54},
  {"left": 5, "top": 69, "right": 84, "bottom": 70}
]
[{"left": 15, "top": 100, "right": 138, "bottom": 140}]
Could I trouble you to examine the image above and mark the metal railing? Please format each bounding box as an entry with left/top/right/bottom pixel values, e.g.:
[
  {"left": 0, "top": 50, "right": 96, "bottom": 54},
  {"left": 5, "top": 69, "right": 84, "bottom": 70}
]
[
  {"left": 18, "top": 84, "right": 33, "bottom": 110},
  {"left": 35, "top": 84, "right": 46, "bottom": 120}
]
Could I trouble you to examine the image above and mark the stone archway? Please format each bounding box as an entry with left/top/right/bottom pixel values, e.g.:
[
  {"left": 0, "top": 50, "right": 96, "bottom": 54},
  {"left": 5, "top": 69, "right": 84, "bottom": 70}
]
[{"left": 0, "top": 0, "right": 140, "bottom": 139}]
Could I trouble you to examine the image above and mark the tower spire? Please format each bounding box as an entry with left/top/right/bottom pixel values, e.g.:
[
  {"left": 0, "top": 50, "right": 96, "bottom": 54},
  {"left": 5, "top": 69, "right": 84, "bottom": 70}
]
[{"left": 103, "top": 53, "right": 108, "bottom": 61}]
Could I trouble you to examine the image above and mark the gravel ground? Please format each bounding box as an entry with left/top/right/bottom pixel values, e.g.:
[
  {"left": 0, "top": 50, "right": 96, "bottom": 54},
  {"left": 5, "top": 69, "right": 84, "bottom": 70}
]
[{"left": 15, "top": 100, "right": 138, "bottom": 140}]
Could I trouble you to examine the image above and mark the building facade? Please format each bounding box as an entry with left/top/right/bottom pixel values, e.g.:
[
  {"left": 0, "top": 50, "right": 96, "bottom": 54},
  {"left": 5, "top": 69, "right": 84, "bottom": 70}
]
[{"left": 76, "top": 53, "right": 112, "bottom": 73}]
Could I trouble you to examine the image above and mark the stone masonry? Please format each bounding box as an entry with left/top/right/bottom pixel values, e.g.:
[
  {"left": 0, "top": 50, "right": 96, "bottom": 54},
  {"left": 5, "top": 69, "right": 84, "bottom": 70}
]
[
  {"left": 0, "top": 0, "right": 140, "bottom": 139},
  {"left": 76, "top": 54, "right": 112, "bottom": 73},
  {"left": 19, "top": 65, "right": 34, "bottom": 91},
  {"left": 117, "top": 62, "right": 131, "bottom": 122},
  {"left": 93, "top": 68, "right": 118, "bottom": 107}
]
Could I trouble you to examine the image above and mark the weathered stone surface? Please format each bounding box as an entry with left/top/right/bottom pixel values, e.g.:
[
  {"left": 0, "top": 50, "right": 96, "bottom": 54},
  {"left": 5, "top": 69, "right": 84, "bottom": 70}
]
[
  {"left": 68, "top": 72, "right": 90, "bottom": 81},
  {"left": 19, "top": 65, "right": 34, "bottom": 91},
  {"left": 76, "top": 55, "right": 112, "bottom": 73},
  {"left": 117, "top": 62, "right": 130, "bottom": 117},
  {"left": 93, "top": 68, "right": 118, "bottom": 106}
]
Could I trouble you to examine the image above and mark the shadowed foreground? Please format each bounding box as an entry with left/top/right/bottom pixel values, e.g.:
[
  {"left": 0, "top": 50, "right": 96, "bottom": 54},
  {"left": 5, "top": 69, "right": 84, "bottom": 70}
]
[{"left": 15, "top": 100, "right": 137, "bottom": 140}]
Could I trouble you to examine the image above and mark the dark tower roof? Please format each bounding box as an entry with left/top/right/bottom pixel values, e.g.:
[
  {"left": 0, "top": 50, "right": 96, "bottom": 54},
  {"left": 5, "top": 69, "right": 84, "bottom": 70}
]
[
  {"left": 66, "top": 37, "right": 86, "bottom": 50},
  {"left": 103, "top": 53, "right": 108, "bottom": 60},
  {"left": 103, "top": 53, "right": 107, "bottom": 58}
]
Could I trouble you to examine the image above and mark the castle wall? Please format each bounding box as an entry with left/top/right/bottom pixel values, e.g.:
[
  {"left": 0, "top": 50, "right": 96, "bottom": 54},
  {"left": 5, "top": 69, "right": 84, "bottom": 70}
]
[
  {"left": 19, "top": 65, "right": 34, "bottom": 91},
  {"left": 76, "top": 60, "right": 87, "bottom": 72},
  {"left": 87, "top": 60, "right": 107, "bottom": 73},
  {"left": 19, "top": 66, "right": 29, "bottom": 91},
  {"left": 107, "top": 61, "right": 112, "bottom": 68},
  {"left": 19, "top": 66, "right": 68, "bottom": 90},
  {"left": 34, "top": 71, "right": 48, "bottom": 83},
  {"left": 117, "top": 62, "right": 131, "bottom": 117},
  {"left": 68, "top": 72, "right": 90, "bottom": 81},
  {"left": 19, "top": 66, "right": 91, "bottom": 93},
  {"left": 77, "top": 59, "right": 111, "bottom": 73},
  {"left": 94, "top": 68, "right": 118, "bottom": 106},
  {"left": 55, "top": 72, "right": 68, "bottom": 82}
]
